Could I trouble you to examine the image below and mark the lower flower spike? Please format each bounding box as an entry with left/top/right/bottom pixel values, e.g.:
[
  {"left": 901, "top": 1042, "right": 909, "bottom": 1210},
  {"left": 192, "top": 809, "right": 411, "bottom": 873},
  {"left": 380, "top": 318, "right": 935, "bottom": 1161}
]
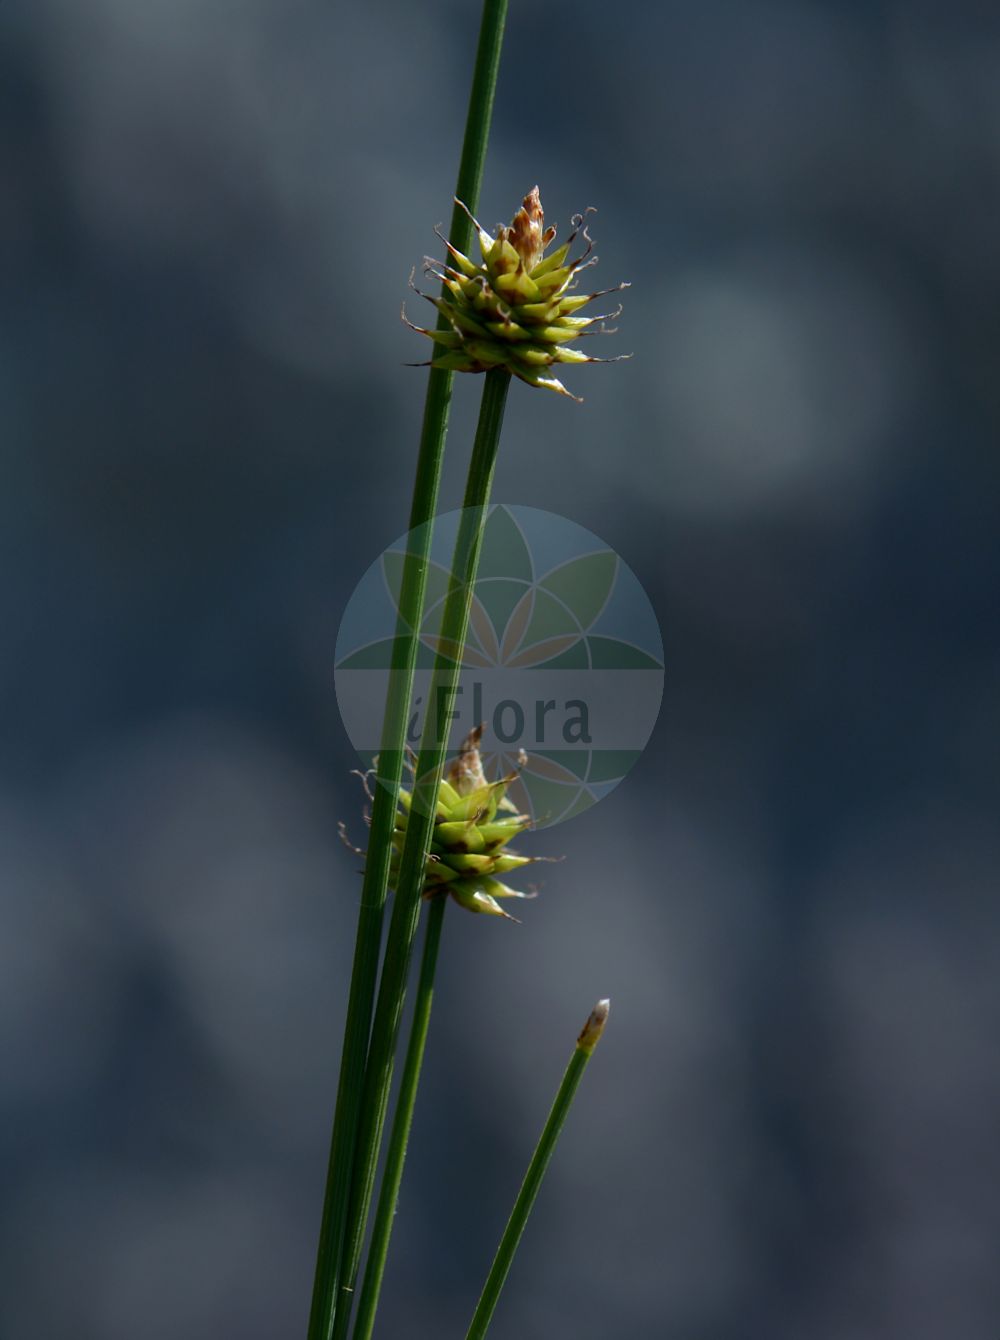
[{"left": 364, "top": 725, "right": 551, "bottom": 922}]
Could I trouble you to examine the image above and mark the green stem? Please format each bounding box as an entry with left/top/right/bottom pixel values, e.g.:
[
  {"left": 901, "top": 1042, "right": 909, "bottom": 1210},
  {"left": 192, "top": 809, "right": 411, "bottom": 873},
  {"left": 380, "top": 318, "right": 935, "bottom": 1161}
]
[
  {"left": 465, "top": 1000, "right": 611, "bottom": 1340},
  {"left": 305, "top": 596, "right": 419, "bottom": 1340},
  {"left": 306, "top": 4, "right": 507, "bottom": 1337},
  {"left": 447, "top": 0, "right": 510, "bottom": 274},
  {"left": 331, "top": 368, "right": 512, "bottom": 1340},
  {"left": 351, "top": 895, "right": 447, "bottom": 1340}
]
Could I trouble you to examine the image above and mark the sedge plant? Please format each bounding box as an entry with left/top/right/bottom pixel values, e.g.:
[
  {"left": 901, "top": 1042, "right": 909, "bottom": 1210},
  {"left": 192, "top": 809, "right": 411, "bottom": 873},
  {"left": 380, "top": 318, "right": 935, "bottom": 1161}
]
[
  {"left": 309, "top": 2, "right": 629, "bottom": 1335},
  {"left": 306, "top": 4, "right": 507, "bottom": 1337}
]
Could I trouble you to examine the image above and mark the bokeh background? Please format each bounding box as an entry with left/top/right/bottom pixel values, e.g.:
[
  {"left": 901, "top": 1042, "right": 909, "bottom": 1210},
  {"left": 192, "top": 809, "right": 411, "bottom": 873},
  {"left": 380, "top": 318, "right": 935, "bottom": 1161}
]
[{"left": 2, "top": 1, "right": 999, "bottom": 1336}]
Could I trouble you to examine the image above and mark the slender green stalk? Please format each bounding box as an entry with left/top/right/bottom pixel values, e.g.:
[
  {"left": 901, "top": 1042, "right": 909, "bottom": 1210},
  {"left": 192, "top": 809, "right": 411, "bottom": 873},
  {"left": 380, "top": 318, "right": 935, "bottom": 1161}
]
[
  {"left": 307, "top": 5, "right": 508, "bottom": 1337},
  {"left": 306, "top": 600, "right": 419, "bottom": 1340},
  {"left": 331, "top": 368, "right": 512, "bottom": 1340},
  {"left": 465, "top": 1000, "right": 611, "bottom": 1340},
  {"left": 351, "top": 895, "right": 447, "bottom": 1340}
]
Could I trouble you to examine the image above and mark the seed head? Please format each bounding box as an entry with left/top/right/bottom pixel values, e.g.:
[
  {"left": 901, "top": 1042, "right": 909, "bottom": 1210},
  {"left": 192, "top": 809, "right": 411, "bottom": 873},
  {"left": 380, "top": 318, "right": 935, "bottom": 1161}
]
[
  {"left": 376, "top": 727, "right": 552, "bottom": 922},
  {"left": 405, "top": 187, "right": 631, "bottom": 400}
]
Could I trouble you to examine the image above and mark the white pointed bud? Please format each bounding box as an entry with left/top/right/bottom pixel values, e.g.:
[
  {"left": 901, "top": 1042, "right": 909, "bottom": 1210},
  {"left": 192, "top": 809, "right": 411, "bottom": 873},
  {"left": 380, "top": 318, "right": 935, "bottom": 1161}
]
[{"left": 576, "top": 998, "right": 610, "bottom": 1054}]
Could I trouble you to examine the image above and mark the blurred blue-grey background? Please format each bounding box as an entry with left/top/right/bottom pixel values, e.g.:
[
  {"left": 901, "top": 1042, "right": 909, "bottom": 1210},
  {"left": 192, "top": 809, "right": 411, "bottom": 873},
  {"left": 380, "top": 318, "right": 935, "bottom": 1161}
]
[{"left": 2, "top": 1, "right": 999, "bottom": 1336}]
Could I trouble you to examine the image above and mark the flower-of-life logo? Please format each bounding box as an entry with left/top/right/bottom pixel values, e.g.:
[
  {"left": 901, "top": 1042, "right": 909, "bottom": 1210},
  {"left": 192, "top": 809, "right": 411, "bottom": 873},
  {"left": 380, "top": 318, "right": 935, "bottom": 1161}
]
[{"left": 335, "top": 505, "right": 663, "bottom": 829}]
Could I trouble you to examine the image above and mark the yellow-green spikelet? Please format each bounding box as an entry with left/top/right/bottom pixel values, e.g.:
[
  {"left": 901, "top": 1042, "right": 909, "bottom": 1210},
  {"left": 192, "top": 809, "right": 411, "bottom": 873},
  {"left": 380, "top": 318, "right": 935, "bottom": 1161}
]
[
  {"left": 390, "top": 726, "right": 545, "bottom": 921},
  {"left": 406, "top": 187, "right": 629, "bottom": 401}
]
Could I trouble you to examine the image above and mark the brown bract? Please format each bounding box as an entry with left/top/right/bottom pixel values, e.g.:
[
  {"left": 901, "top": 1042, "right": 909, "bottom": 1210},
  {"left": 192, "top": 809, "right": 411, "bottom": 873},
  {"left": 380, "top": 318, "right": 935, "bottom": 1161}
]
[
  {"left": 505, "top": 186, "right": 557, "bottom": 272},
  {"left": 447, "top": 723, "right": 489, "bottom": 796}
]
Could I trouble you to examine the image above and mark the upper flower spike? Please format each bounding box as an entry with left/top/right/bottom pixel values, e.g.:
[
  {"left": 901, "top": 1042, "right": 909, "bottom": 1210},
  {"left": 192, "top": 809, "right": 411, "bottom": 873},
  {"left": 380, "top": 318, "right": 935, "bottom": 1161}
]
[{"left": 405, "top": 187, "right": 630, "bottom": 401}]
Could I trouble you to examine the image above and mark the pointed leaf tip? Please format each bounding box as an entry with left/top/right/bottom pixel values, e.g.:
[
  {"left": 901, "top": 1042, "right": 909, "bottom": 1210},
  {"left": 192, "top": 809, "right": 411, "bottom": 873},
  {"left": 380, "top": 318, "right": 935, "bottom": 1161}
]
[{"left": 577, "top": 998, "right": 610, "bottom": 1053}]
